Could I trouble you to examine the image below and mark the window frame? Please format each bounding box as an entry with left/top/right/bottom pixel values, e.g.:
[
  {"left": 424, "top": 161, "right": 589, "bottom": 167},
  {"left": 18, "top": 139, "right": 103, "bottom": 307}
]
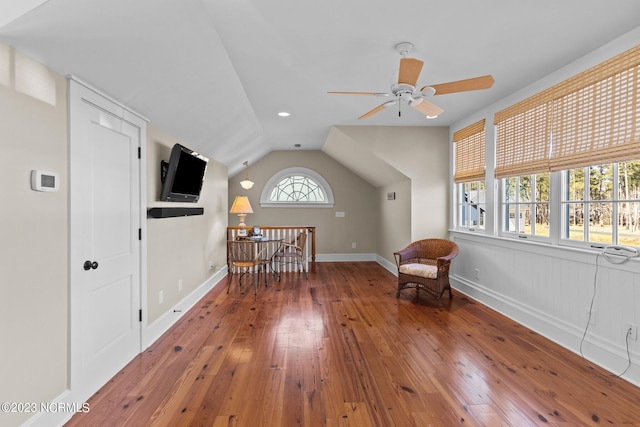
[
  {"left": 260, "top": 167, "right": 334, "bottom": 208},
  {"left": 559, "top": 160, "right": 640, "bottom": 249},
  {"left": 455, "top": 179, "right": 486, "bottom": 231},
  {"left": 498, "top": 172, "right": 551, "bottom": 242}
]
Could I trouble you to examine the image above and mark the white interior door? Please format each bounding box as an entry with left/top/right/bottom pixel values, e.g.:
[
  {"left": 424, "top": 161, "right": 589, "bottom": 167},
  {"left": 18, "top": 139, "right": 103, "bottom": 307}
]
[{"left": 69, "top": 80, "right": 145, "bottom": 396}]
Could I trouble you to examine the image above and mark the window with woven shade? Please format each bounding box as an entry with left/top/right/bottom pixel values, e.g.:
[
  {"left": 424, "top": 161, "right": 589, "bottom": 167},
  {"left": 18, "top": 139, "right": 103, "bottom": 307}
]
[
  {"left": 492, "top": 44, "right": 640, "bottom": 247},
  {"left": 494, "top": 96, "right": 551, "bottom": 179},
  {"left": 453, "top": 119, "right": 486, "bottom": 183},
  {"left": 550, "top": 46, "right": 640, "bottom": 170},
  {"left": 494, "top": 44, "right": 640, "bottom": 177},
  {"left": 454, "top": 120, "right": 486, "bottom": 230}
]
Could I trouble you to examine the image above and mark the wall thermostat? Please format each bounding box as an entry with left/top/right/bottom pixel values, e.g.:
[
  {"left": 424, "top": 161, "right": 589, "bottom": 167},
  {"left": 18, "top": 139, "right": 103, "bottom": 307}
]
[{"left": 31, "top": 170, "right": 59, "bottom": 192}]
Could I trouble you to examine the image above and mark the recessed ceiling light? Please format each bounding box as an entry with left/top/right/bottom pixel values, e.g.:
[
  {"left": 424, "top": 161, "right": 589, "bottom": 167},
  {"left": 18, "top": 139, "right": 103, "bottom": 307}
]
[
  {"left": 426, "top": 115, "right": 438, "bottom": 119},
  {"left": 278, "top": 111, "right": 290, "bottom": 117}
]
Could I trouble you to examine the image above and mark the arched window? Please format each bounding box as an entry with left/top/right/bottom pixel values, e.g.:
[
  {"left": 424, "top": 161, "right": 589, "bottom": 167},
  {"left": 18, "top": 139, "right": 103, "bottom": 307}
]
[{"left": 260, "top": 167, "right": 334, "bottom": 208}]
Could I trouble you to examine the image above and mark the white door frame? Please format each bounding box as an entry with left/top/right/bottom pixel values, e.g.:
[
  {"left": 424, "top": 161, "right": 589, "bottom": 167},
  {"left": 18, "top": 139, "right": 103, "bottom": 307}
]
[{"left": 68, "top": 76, "right": 148, "bottom": 399}]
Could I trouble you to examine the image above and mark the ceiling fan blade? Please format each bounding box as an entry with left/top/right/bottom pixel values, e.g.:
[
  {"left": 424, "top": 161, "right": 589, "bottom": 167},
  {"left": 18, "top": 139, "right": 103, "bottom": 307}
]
[
  {"left": 358, "top": 104, "right": 386, "bottom": 119},
  {"left": 328, "top": 91, "right": 390, "bottom": 96},
  {"left": 421, "top": 75, "right": 494, "bottom": 95},
  {"left": 411, "top": 98, "right": 444, "bottom": 118},
  {"left": 398, "top": 58, "right": 424, "bottom": 87}
]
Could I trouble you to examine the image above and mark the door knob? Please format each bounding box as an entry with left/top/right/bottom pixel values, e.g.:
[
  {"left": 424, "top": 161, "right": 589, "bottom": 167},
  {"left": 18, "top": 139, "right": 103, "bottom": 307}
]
[{"left": 84, "top": 260, "right": 99, "bottom": 270}]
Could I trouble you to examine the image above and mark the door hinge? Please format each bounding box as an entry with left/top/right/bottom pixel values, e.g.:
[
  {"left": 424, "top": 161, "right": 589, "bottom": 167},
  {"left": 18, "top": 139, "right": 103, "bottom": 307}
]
[
  {"left": 139, "top": 309, "right": 142, "bottom": 322},
  {"left": 139, "top": 228, "right": 142, "bottom": 241},
  {"left": 137, "top": 147, "right": 141, "bottom": 159}
]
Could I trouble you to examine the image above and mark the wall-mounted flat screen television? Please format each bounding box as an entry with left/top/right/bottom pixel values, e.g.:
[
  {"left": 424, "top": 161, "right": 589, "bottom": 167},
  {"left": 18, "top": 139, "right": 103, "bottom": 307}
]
[{"left": 160, "top": 143, "right": 208, "bottom": 202}]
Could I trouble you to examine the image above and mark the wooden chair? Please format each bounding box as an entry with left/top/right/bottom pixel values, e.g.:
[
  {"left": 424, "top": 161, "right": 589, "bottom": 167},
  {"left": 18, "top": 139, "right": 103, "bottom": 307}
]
[
  {"left": 273, "top": 232, "right": 308, "bottom": 280},
  {"left": 394, "top": 238, "right": 459, "bottom": 301},
  {"left": 227, "top": 240, "right": 266, "bottom": 294}
]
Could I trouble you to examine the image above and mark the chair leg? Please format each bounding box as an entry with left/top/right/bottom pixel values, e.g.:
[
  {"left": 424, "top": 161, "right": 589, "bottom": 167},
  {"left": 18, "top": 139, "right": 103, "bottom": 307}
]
[
  {"left": 263, "top": 263, "right": 269, "bottom": 287},
  {"left": 227, "top": 269, "right": 234, "bottom": 294},
  {"left": 253, "top": 267, "right": 258, "bottom": 295}
]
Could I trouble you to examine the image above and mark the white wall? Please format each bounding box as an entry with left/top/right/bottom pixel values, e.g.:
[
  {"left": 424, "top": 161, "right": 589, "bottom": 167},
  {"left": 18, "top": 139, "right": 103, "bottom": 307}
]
[{"left": 449, "top": 26, "right": 640, "bottom": 386}]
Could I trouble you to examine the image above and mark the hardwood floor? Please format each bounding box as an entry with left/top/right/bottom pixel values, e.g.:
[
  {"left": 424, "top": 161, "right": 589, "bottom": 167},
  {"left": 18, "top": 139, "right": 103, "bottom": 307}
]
[{"left": 66, "top": 262, "right": 640, "bottom": 426}]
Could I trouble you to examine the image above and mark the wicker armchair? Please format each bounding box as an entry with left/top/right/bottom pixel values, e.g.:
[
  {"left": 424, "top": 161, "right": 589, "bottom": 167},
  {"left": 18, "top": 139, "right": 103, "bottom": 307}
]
[{"left": 394, "top": 239, "right": 459, "bottom": 301}]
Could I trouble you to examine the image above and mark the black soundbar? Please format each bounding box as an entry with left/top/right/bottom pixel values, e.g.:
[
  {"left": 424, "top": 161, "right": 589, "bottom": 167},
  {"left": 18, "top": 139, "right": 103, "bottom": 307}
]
[{"left": 147, "top": 207, "right": 204, "bottom": 218}]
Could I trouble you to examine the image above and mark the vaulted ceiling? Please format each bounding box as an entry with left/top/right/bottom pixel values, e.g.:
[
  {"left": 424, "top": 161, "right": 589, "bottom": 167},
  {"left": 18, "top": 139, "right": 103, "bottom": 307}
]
[{"left": 2, "top": 0, "right": 640, "bottom": 178}]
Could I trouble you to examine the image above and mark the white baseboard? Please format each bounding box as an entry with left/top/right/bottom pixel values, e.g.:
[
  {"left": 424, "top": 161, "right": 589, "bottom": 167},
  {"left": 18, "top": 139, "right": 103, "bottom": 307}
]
[
  {"left": 450, "top": 274, "right": 640, "bottom": 387},
  {"left": 21, "top": 389, "right": 73, "bottom": 427},
  {"left": 376, "top": 254, "right": 397, "bottom": 276},
  {"left": 142, "top": 267, "right": 227, "bottom": 350}
]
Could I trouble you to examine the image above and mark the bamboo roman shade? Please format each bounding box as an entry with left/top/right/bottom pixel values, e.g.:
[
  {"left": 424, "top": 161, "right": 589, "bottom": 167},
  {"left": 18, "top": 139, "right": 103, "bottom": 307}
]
[
  {"left": 453, "top": 119, "right": 485, "bottom": 182},
  {"left": 494, "top": 102, "right": 550, "bottom": 178},
  {"left": 494, "top": 44, "right": 640, "bottom": 178}
]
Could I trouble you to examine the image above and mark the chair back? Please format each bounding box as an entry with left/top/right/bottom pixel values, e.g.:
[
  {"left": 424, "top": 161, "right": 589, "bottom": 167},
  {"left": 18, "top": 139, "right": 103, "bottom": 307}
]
[
  {"left": 419, "top": 239, "right": 458, "bottom": 259},
  {"left": 227, "top": 240, "right": 257, "bottom": 264},
  {"left": 295, "top": 232, "right": 307, "bottom": 255}
]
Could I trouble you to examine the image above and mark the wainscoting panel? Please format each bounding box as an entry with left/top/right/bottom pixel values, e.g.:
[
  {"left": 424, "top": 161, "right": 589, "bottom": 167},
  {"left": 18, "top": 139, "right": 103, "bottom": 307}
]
[{"left": 449, "top": 231, "right": 640, "bottom": 386}]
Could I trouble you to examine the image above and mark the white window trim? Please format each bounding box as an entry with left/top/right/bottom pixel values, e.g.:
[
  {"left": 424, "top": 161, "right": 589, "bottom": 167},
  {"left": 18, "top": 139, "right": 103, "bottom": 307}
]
[
  {"left": 260, "top": 167, "right": 335, "bottom": 208},
  {"left": 455, "top": 180, "right": 486, "bottom": 232},
  {"left": 498, "top": 174, "right": 552, "bottom": 244}
]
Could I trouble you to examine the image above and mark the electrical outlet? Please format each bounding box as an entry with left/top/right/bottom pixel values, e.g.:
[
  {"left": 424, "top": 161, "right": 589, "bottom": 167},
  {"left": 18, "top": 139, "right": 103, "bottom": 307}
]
[
  {"left": 352, "top": 242, "right": 356, "bottom": 249},
  {"left": 178, "top": 279, "right": 183, "bottom": 291},
  {"left": 209, "top": 260, "right": 214, "bottom": 270},
  {"left": 474, "top": 268, "right": 480, "bottom": 280},
  {"left": 159, "top": 290, "right": 164, "bottom": 304},
  {"left": 626, "top": 323, "right": 638, "bottom": 341}
]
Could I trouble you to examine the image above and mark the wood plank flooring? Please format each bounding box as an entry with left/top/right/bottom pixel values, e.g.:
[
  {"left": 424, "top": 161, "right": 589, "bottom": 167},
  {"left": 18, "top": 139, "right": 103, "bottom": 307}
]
[{"left": 66, "top": 262, "right": 640, "bottom": 426}]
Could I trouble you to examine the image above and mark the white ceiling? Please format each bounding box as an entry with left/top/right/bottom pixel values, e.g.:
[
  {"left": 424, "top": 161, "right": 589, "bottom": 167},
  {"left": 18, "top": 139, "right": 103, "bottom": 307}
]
[{"left": 1, "top": 0, "right": 640, "bottom": 177}]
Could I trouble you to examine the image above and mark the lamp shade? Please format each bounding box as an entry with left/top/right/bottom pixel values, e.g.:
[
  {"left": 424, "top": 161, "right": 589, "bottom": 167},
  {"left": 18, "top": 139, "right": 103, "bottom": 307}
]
[{"left": 229, "top": 196, "right": 253, "bottom": 214}]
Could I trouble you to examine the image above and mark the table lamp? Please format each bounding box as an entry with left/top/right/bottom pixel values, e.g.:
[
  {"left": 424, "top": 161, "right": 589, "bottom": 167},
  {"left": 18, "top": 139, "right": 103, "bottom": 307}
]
[{"left": 230, "top": 195, "right": 253, "bottom": 236}]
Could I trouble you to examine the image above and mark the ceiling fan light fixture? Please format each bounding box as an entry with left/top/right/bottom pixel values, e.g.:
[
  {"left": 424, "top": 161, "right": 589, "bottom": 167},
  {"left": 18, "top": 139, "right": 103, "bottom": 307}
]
[{"left": 278, "top": 111, "right": 290, "bottom": 117}]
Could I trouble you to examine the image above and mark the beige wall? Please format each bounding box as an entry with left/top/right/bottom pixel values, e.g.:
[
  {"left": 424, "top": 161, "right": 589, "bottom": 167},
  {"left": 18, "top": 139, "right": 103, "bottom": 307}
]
[
  {"left": 377, "top": 179, "right": 412, "bottom": 264},
  {"left": 0, "top": 44, "right": 68, "bottom": 426},
  {"left": 0, "top": 44, "right": 230, "bottom": 426},
  {"left": 146, "top": 127, "right": 229, "bottom": 323},
  {"left": 325, "top": 126, "right": 450, "bottom": 261},
  {"left": 228, "top": 150, "right": 378, "bottom": 255}
]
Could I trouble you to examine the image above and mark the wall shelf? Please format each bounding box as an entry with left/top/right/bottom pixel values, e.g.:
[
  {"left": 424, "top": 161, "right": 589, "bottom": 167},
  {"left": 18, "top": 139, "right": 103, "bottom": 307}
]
[{"left": 147, "top": 207, "right": 204, "bottom": 219}]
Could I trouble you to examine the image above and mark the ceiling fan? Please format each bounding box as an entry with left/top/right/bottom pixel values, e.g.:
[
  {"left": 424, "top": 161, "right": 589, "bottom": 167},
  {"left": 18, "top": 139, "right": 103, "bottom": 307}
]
[{"left": 328, "top": 42, "right": 494, "bottom": 120}]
